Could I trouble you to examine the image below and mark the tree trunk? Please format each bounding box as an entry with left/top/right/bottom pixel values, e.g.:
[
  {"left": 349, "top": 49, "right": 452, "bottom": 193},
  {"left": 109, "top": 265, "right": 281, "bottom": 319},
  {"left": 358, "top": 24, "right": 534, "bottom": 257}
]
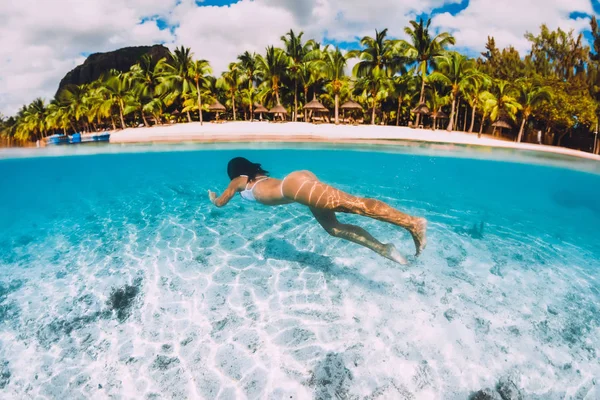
[
  {"left": 469, "top": 105, "right": 477, "bottom": 133},
  {"left": 453, "top": 98, "right": 460, "bottom": 130},
  {"left": 119, "top": 99, "right": 126, "bottom": 129},
  {"left": 250, "top": 102, "right": 253, "bottom": 122},
  {"left": 416, "top": 61, "right": 426, "bottom": 127},
  {"left": 517, "top": 116, "right": 527, "bottom": 143},
  {"left": 294, "top": 80, "right": 298, "bottom": 122},
  {"left": 186, "top": 110, "right": 192, "bottom": 123},
  {"left": 432, "top": 116, "right": 437, "bottom": 131},
  {"left": 396, "top": 97, "right": 402, "bottom": 126},
  {"left": 447, "top": 95, "right": 457, "bottom": 131},
  {"left": 231, "top": 94, "right": 237, "bottom": 121},
  {"left": 463, "top": 105, "right": 468, "bottom": 132},
  {"left": 557, "top": 130, "right": 568, "bottom": 146},
  {"left": 478, "top": 115, "right": 485, "bottom": 138},
  {"left": 371, "top": 98, "right": 376, "bottom": 125},
  {"left": 110, "top": 117, "right": 116, "bottom": 131},
  {"left": 303, "top": 87, "right": 309, "bottom": 122},
  {"left": 196, "top": 80, "right": 203, "bottom": 125},
  {"left": 141, "top": 110, "right": 149, "bottom": 127},
  {"left": 334, "top": 93, "right": 339, "bottom": 125}
]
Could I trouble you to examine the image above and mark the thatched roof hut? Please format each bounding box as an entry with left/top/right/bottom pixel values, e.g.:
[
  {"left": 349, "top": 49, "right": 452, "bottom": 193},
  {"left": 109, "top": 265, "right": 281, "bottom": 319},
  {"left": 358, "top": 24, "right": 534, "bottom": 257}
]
[
  {"left": 411, "top": 103, "right": 430, "bottom": 115},
  {"left": 208, "top": 100, "right": 226, "bottom": 112},
  {"left": 340, "top": 100, "right": 363, "bottom": 110},
  {"left": 269, "top": 104, "right": 288, "bottom": 114},
  {"left": 434, "top": 110, "right": 448, "bottom": 119},
  {"left": 253, "top": 104, "right": 268, "bottom": 113},
  {"left": 303, "top": 98, "right": 328, "bottom": 111},
  {"left": 492, "top": 119, "right": 511, "bottom": 129}
]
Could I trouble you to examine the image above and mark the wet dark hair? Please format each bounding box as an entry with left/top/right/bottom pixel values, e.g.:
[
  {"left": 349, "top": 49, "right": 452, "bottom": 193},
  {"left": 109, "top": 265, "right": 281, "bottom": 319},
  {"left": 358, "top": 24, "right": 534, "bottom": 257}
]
[{"left": 227, "top": 157, "right": 269, "bottom": 181}]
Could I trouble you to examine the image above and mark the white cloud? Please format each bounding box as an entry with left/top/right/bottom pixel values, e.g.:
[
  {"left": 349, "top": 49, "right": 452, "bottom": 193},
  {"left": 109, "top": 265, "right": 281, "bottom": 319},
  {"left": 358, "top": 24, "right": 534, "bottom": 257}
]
[
  {"left": 0, "top": 0, "right": 595, "bottom": 116},
  {"left": 0, "top": 0, "right": 174, "bottom": 115},
  {"left": 431, "top": 0, "right": 593, "bottom": 54},
  {"left": 168, "top": 0, "right": 296, "bottom": 73}
]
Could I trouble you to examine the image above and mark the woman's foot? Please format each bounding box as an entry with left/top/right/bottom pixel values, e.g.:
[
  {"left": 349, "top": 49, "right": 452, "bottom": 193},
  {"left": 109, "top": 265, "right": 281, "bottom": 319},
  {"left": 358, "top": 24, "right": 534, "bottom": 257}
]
[
  {"left": 411, "top": 218, "right": 427, "bottom": 256},
  {"left": 382, "top": 243, "right": 408, "bottom": 265}
]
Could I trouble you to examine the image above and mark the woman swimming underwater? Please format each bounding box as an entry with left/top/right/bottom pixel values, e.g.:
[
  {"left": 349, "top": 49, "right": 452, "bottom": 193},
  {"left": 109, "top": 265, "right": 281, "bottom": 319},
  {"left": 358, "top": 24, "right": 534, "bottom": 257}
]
[{"left": 208, "top": 157, "right": 427, "bottom": 264}]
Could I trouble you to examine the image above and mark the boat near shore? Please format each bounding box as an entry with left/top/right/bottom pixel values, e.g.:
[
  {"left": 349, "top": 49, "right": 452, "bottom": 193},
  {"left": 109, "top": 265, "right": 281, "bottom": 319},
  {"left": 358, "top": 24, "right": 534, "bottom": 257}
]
[{"left": 46, "top": 132, "right": 110, "bottom": 145}]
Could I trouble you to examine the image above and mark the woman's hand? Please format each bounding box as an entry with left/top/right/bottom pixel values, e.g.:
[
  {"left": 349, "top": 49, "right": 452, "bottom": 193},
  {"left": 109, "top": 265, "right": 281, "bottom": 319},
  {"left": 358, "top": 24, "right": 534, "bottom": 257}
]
[{"left": 208, "top": 190, "right": 217, "bottom": 205}]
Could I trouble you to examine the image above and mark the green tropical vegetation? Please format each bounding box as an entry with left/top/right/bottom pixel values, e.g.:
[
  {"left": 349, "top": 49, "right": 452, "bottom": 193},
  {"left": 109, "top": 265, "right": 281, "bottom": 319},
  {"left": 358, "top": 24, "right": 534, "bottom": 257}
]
[{"left": 1, "top": 17, "right": 599, "bottom": 153}]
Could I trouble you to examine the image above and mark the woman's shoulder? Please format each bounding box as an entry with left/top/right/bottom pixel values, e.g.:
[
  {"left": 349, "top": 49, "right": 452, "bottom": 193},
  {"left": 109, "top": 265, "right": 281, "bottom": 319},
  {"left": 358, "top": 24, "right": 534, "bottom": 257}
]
[{"left": 230, "top": 176, "right": 248, "bottom": 190}]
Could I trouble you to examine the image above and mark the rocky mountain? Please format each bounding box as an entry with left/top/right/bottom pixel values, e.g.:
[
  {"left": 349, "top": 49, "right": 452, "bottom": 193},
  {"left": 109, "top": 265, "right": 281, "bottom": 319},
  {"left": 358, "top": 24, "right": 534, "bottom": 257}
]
[{"left": 55, "top": 45, "right": 170, "bottom": 96}]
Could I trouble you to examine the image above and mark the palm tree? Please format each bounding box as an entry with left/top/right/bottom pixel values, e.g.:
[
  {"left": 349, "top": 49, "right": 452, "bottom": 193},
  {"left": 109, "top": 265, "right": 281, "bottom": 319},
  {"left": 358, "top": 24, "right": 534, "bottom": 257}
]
[
  {"left": 129, "top": 54, "right": 163, "bottom": 97},
  {"left": 157, "top": 46, "right": 195, "bottom": 122},
  {"left": 349, "top": 30, "right": 403, "bottom": 125},
  {"left": 257, "top": 46, "right": 290, "bottom": 105},
  {"left": 281, "top": 30, "right": 315, "bottom": 121},
  {"left": 102, "top": 70, "right": 135, "bottom": 129},
  {"left": 354, "top": 68, "right": 393, "bottom": 125},
  {"left": 188, "top": 59, "right": 212, "bottom": 124},
  {"left": 129, "top": 54, "right": 167, "bottom": 125},
  {"left": 238, "top": 51, "right": 260, "bottom": 88},
  {"left": 217, "top": 62, "right": 242, "bottom": 120},
  {"left": 478, "top": 91, "right": 495, "bottom": 137},
  {"left": 0, "top": 114, "right": 16, "bottom": 145},
  {"left": 393, "top": 73, "right": 418, "bottom": 126},
  {"left": 429, "top": 52, "right": 477, "bottom": 131},
  {"left": 315, "top": 47, "right": 347, "bottom": 124},
  {"left": 426, "top": 83, "right": 451, "bottom": 130},
  {"left": 240, "top": 86, "right": 259, "bottom": 120},
  {"left": 143, "top": 98, "right": 165, "bottom": 125},
  {"left": 488, "top": 80, "right": 520, "bottom": 128},
  {"left": 403, "top": 18, "right": 455, "bottom": 125},
  {"left": 348, "top": 29, "right": 404, "bottom": 77},
  {"left": 57, "top": 84, "right": 89, "bottom": 132},
  {"left": 464, "top": 71, "right": 491, "bottom": 133},
  {"left": 23, "top": 98, "right": 48, "bottom": 139},
  {"left": 515, "top": 79, "right": 551, "bottom": 142},
  {"left": 238, "top": 51, "right": 261, "bottom": 119}
]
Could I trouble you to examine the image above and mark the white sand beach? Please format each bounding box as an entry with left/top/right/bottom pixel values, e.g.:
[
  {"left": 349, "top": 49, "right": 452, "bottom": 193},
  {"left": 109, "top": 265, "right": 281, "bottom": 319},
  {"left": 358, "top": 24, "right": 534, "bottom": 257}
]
[{"left": 109, "top": 121, "right": 600, "bottom": 161}]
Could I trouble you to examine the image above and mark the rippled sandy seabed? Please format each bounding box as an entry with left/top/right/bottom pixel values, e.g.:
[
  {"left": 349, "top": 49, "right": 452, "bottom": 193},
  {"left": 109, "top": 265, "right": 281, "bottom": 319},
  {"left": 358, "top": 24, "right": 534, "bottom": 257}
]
[{"left": 0, "top": 146, "right": 599, "bottom": 399}]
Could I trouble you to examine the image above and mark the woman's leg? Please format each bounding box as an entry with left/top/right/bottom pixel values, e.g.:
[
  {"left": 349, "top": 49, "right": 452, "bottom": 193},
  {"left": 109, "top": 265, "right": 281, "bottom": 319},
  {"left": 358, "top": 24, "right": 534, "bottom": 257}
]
[
  {"left": 310, "top": 207, "right": 407, "bottom": 264},
  {"left": 282, "top": 171, "right": 427, "bottom": 255}
]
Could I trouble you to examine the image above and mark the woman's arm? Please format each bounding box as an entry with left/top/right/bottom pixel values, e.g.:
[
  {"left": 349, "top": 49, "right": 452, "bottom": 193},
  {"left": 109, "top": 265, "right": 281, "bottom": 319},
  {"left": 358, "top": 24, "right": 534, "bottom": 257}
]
[{"left": 208, "top": 177, "right": 245, "bottom": 207}]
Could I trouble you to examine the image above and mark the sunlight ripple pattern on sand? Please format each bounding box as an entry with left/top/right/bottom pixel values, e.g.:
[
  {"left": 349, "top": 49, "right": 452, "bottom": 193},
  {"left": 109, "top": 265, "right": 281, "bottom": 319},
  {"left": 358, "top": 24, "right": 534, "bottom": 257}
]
[{"left": 0, "top": 147, "right": 599, "bottom": 399}]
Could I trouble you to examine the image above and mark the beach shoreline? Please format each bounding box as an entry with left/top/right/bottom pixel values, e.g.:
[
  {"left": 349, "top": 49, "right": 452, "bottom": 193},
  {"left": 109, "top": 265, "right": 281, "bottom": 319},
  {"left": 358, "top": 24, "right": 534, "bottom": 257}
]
[{"left": 109, "top": 121, "right": 600, "bottom": 161}]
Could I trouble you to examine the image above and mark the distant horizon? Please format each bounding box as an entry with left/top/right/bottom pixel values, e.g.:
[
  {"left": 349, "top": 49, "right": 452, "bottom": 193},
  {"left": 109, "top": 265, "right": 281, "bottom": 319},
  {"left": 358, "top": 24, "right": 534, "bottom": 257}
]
[{"left": 1, "top": 0, "right": 598, "bottom": 115}]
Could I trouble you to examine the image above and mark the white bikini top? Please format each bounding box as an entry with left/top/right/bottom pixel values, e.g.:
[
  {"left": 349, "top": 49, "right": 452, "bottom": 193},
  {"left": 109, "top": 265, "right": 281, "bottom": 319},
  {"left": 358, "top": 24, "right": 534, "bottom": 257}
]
[{"left": 239, "top": 175, "right": 269, "bottom": 202}]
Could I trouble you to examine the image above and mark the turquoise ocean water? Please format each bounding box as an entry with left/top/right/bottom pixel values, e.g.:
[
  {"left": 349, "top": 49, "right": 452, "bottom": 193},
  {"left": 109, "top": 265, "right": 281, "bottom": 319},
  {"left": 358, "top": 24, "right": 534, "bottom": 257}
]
[{"left": 0, "top": 144, "right": 599, "bottom": 398}]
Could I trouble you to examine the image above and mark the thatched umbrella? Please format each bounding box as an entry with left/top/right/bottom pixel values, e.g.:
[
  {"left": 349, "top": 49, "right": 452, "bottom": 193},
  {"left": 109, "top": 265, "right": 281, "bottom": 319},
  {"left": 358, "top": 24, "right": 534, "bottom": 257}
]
[
  {"left": 303, "top": 98, "right": 327, "bottom": 111},
  {"left": 492, "top": 119, "right": 511, "bottom": 129},
  {"left": 340, "top": 100, "right": 363, "bottom": 111},
  {"left": 491, "top": 118, "right": 512, "bottom": 137},
  {"left": 303, "top": 98, "right": 329, "bottom": 123},
  {"left": 340, "top": 99, "right": 363, "bottom": 124},
  {"left": 410, "top": 103, "right": 430, "bottom": 128},
  {"left": 254, "top": 104, "right": 268, "bottom": 121},
  {"left": 269, "top": 104, "right": 288, "bottom": 121},
  {"left": 434, "top": 110, "right": 448, "bottom": 119},
  {"left": 411, "top": 103, "right": 430, "bottom": 115},
  {"left": 208, "top": 100, "right": 226, "bottom": 121},
  {"left": 431, "top": 110, "right": 448, "bottom": 130}
]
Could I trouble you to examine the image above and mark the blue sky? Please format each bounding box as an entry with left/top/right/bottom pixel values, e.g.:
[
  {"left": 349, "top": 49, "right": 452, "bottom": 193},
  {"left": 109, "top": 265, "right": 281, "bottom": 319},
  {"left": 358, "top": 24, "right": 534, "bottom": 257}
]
[{"left": 0, "top": 0, "right": 598, "bottom": 115}]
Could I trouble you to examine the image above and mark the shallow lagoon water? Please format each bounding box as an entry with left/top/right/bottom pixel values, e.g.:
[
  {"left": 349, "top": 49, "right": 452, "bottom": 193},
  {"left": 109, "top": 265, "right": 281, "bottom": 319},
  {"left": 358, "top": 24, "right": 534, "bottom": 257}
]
[{"left": 0, "top": 144, "right": 599, "bottom": 399}]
